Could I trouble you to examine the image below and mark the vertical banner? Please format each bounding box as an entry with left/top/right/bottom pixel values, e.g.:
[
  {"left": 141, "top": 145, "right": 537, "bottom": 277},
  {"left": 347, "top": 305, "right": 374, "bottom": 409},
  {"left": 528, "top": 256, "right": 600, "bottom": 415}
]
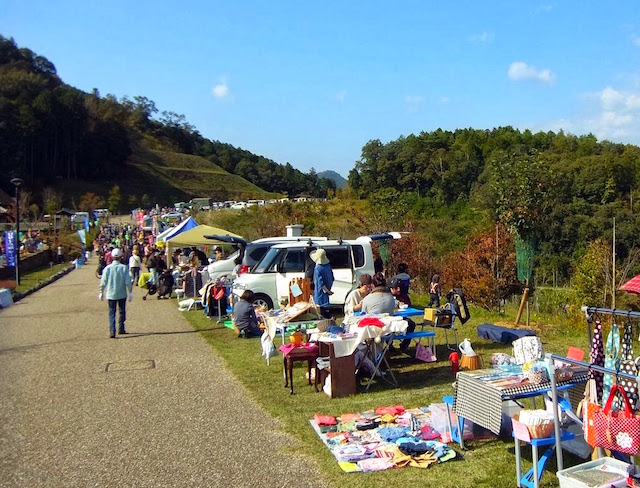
[
  {"left": 137, "top": 210, "right": 144, "bottom": 226},
  {"left": 77, "top": 229, "right": 86, "bottom": 246},
  {"left": 5, "top": 231, "right": 16, "bottom": 267}
]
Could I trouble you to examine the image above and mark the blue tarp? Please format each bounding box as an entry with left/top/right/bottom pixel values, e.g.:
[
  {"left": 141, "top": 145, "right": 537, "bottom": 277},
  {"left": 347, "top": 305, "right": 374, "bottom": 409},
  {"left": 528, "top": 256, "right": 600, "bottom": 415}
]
[{"left": 476, "top": 323, "right": 536, "bottom": 344}]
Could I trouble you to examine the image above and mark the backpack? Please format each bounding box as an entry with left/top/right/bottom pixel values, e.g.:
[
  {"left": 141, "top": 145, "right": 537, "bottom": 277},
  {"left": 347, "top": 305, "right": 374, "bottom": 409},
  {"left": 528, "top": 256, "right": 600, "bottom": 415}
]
[{"left": 446, "top": 288, "right": 471, "bottom": 324}]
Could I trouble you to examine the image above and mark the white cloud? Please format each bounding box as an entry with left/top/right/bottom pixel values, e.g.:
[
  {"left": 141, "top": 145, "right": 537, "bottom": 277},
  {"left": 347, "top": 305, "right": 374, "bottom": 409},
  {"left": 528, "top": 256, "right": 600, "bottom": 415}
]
[
  {"left": 439, "top": 96, "right": 450, "bottom": 104},
  {"left": 508, "top": 61, "right": 556, "bottom": 84},
  {"left": 632, "top": 34, "right": 640, "bottom": 47},
  {"left": 212, "top": 79, "right": 230, "bottom": 99},
  {"left": 470, "top": 31, "right": 494, "bottom": 44},
  {"left": 578, "top": 86, "right": 640, "bottom": 142}
]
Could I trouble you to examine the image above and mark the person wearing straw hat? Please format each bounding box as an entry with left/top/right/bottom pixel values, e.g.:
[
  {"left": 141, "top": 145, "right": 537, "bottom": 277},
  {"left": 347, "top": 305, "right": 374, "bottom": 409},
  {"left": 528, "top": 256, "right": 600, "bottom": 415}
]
[{"left": 311, "top": 248, "right": 334, "bottom": 318}]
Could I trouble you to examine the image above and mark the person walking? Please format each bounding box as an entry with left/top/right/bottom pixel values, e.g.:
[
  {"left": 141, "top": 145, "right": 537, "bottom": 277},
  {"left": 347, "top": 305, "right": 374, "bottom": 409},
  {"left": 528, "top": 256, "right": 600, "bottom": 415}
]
[
  {"left": 99, "top": 248, "right": 133, "bottom": 338},
  {"left": 311, "top": 248, "right": 334, "bottom": 318},
  {"left": 428, "top": 273, "right": 441, "bottom": 308},
  {"left": 128, "top": 248, "right": 142, "bottom": 286}
]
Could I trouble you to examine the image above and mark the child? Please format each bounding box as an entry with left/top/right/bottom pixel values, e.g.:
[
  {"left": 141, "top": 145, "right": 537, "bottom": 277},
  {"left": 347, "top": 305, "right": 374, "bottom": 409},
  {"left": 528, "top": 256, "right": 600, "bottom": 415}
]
[{"left": 428, "top": 274, "right": 441, "bottom": 307}]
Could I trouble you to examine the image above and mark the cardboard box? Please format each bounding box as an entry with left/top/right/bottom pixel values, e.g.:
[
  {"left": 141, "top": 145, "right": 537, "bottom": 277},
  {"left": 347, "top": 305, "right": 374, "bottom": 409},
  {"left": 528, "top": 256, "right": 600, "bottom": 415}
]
[{"left": 424, "top": 308, "right": 439, "bottom": 324}]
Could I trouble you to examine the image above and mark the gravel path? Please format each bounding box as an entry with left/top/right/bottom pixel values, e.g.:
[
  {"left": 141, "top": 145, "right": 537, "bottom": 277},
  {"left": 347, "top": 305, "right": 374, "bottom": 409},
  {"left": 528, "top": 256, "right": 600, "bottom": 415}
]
[{"left": 0, "top": 257, "right": 330, "bottom": 487}]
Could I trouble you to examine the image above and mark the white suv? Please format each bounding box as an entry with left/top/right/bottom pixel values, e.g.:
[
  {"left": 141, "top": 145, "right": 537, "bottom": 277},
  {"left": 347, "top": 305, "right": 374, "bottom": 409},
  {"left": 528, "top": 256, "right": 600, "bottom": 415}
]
[{"left": 232, "top": 233, "right": 401, "bottom": 310}]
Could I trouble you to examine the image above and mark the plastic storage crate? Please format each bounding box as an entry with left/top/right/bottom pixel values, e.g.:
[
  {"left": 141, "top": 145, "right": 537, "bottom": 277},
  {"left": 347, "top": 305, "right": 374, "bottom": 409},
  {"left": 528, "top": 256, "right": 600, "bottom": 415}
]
[{"left": 556, "top": 457, "right": 630, "bottom": 488}]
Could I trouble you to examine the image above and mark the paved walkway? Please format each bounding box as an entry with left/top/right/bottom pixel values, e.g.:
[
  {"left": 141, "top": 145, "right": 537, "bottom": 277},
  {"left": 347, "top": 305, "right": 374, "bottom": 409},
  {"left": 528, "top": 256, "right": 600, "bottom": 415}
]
[{"left": 0, "top": 258, "right": 329, "bottom": 487}]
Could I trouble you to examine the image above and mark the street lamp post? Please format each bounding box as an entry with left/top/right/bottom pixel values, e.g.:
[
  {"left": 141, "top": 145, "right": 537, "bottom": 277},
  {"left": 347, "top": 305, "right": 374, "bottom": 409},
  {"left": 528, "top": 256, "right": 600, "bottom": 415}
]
[{"left": 10, "top": 178, "right": 23, "bottom": 285}]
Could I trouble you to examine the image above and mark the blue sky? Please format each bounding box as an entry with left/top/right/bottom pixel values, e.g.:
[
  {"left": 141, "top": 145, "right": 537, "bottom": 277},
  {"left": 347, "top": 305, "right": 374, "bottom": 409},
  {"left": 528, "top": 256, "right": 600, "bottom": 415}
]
[{"left": 3, "top": 1, "right": 640, "bottom": 177}]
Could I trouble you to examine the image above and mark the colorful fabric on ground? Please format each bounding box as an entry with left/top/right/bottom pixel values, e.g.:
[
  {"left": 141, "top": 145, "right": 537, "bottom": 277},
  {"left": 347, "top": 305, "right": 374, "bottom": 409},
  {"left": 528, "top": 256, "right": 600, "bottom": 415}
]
[{"left": 311, "top": 406, "right": 457, "bottom": 473}]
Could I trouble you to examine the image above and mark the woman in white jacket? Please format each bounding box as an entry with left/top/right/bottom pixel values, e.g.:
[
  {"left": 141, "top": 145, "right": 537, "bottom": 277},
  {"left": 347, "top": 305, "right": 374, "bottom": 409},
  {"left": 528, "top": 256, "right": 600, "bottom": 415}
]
[{"left": 128, "top": 248, "right": 142, "bottom": 285}]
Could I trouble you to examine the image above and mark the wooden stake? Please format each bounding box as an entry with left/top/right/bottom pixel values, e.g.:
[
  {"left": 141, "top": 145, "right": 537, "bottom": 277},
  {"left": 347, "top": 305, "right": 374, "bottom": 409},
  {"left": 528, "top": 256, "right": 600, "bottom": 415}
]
[{"left": 515, "top": 287, "right": 529, "bottom": 326}]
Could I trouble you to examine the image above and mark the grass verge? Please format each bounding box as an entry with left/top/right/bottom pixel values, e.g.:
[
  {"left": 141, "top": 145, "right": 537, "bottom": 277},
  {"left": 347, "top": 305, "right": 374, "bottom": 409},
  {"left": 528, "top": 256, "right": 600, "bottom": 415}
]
[{"left": 181, "top": 294, "right": 592, "bottom": 488}]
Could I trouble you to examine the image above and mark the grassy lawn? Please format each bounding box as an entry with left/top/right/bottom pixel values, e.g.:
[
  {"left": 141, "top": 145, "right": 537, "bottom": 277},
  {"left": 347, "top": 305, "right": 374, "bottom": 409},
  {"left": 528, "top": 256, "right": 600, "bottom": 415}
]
[
  {"left": 1, "top": 262, "right": 73, "bottom": 295},
  {"left": 181, "top": 295, "right": 591, "bottom": 488}
]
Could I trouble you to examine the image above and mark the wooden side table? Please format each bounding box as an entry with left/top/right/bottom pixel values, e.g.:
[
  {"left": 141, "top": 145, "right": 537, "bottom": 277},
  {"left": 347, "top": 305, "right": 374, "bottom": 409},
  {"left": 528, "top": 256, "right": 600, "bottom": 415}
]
[
  {"left": 315, "top": 341, "right": 356, "bottom": 398},
  {"left": 280, "top": 345, "right": 319, "bottom": 395}
]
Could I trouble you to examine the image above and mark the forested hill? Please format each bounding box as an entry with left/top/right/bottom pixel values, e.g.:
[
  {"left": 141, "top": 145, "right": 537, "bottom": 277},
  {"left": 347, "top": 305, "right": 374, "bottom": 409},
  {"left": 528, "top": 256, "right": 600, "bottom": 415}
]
[
  {"left": 349, "top": 127, "right": 640, "bottom": 280},
  {"left": 0, "top": 35, "right": 336, "bottom": 202}
]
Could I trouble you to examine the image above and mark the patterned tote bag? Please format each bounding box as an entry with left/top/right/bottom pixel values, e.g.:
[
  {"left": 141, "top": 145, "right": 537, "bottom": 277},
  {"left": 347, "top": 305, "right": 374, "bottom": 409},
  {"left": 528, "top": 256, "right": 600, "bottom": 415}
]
[
  {"left": 602, "top": 322, "right": 620, "bottom": 407},
  {"left": 614, "top": 323, "right": 638, "bottom": 410},
  {"left": 588, "top": 320, "right": 605, "bottom": 403}
]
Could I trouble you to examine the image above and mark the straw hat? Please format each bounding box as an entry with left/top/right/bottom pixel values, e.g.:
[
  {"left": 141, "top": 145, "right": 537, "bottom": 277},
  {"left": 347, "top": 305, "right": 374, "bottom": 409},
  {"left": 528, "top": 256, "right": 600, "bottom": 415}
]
[{"left": 310, "top": 248, "right": 329, "bottom": 265}]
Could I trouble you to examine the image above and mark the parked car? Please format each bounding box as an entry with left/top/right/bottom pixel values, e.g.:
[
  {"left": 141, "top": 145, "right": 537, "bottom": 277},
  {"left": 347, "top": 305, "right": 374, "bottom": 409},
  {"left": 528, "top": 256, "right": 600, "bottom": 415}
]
[
  {"left": 95, "top": 208, "right": 110, "bottom": 218},
  {"left": 71, "top": 211, "right": 89, "bottom": 223},
  {"left": 203, "top": 235, "right": 328, "bottom": 281},
  {"left": 231, "top": 233, "right": 401, "bottom": 310}
]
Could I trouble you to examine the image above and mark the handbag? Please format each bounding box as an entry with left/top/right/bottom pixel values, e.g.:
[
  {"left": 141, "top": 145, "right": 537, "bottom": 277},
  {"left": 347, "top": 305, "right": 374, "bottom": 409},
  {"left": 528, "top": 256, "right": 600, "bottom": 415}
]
[
  {"left": 512, "top": 336, "right": 543, "bottom": 365},
  {"left": 415, "top": 343, "right": 436, "bottom": 362},
  {"left": 614, "top": 324, "right": 638, "bottom": 410},
  {"left": 602, "top": 323, "right": 620, "bottom": 406},
  {"left": 577, "top": 378, "right": 600, "bottom": 447},
  {"left": 588, "top": 319, "right": 605, "bottom": 402},
  {"left": 593, "top": 384, "right": 640, "bottom": 455}
]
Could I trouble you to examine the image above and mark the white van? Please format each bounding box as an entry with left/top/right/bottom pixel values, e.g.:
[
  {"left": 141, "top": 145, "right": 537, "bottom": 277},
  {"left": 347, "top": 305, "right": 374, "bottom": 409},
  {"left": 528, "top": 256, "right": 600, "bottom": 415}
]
[
  {"left": 71, "top": 211, "right": 89, "bottom": 223},
  {"left": 232, "top": 233, "right": 401, "bottom": 310},
  {"left": 203, "top": 235, "right": 328, "bottom": 281}
]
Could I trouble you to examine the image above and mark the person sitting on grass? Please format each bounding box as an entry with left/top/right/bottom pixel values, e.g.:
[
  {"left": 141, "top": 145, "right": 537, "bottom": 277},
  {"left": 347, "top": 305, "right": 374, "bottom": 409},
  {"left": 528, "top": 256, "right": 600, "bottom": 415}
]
[{"left": 233, "top": 290, "right": 262, "bottom": 338}]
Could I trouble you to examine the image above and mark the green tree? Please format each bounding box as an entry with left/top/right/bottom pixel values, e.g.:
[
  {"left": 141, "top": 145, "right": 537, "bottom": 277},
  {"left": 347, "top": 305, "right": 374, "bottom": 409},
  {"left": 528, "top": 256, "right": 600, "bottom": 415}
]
[
  {"left": 107, "top": 185, "right": 122, "bottom": 215},
  {"left": 41, "top": 187, "right": 62, "bottom": 216},
  {"left": 572, "top": 239, "right": 611, "bottom": 307},
  {"left": 490, "top": 151, "right": 554, "bottom": 240}
]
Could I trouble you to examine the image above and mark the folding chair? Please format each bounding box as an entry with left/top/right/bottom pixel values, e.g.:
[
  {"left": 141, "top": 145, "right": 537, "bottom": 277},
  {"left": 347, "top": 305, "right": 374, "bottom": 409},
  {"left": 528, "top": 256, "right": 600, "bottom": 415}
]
[
  {"left": 362, "top": 336, "right": 398, "bottom": 391},
  {"left": 432, "top": 309, "right": 458, "bottom": 351}
]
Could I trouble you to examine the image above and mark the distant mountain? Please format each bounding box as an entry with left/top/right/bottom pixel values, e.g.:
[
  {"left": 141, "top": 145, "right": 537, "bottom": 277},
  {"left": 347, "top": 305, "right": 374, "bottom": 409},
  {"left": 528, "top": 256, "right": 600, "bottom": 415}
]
[{"left": 318, "top": 170, "right": 347, "bottom": 189}]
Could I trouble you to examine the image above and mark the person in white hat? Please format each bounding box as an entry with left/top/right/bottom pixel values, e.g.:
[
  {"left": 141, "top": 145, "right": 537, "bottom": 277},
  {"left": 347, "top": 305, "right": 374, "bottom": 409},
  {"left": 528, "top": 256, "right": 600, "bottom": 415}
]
[
  {"left": 99, "top": 248, "right": 133, "bottom": 338},
  {"left": 311, "top": 248, "right": 334, "bottom": 318}
]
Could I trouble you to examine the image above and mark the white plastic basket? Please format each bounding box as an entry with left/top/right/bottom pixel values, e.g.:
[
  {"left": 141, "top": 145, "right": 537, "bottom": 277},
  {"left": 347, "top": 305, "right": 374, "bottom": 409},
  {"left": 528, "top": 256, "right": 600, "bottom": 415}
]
[{"left": 557, "top": 457, "right": 630, "bottom": 488}]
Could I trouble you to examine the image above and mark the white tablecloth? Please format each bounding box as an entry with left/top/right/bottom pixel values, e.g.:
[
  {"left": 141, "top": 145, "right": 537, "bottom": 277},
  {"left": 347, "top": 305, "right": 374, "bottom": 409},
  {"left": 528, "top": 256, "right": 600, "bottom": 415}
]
[{"left": 315, "top": 315, "right": 408, "bottom": 358}]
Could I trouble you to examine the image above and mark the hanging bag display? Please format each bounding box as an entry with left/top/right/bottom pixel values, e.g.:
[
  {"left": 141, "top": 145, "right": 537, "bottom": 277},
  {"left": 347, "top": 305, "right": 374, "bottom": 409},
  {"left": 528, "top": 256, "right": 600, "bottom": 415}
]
[
  {"left": 593, "top": 384, "right": 640, "bottom": 455},
  {"left": 614, "top": 323, "right": 638, "bottom": 410},
  {"left": 588, "top": 319, "right": 605, "bottom": 402},
  {"left": 602, "top": 322, "right": 620, "bottom": 406}
]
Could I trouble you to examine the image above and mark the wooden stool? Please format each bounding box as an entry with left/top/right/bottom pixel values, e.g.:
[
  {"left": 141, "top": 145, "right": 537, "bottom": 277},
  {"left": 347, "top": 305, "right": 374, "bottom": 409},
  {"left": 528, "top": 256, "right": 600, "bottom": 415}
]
[{"left": 282, "top": 346, "right": 318, "bottom": 395}]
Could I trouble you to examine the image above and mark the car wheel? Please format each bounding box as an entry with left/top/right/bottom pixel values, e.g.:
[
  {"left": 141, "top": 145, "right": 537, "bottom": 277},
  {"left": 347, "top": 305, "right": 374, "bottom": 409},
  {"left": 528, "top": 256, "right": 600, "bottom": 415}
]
[{"left": 252, "top": 294, "right": 273, "bottom": 310}]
